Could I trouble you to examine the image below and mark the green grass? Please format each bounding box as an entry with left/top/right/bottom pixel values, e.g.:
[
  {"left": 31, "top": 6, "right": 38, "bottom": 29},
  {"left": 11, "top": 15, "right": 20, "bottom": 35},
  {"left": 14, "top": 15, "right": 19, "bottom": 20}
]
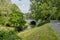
[
  {"left": 18, "top": 23, "right": 60, "bottom": 40},
  {"left": 0, "top": 26, "right": 15, "bottom": 31}
]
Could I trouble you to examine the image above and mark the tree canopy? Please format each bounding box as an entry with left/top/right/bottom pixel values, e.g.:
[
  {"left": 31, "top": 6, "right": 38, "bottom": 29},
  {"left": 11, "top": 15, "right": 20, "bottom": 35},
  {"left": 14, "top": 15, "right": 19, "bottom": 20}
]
[
  {"left": 30, "top": 0, "right": 60, "bottom": 21},
  {"left": 0, "top": 0, "right": 25, "bottom": 29}
]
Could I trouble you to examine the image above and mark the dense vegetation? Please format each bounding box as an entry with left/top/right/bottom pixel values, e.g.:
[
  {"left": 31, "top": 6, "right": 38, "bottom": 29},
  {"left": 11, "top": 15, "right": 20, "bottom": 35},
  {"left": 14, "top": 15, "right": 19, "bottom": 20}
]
[
  {"left": 0, "top": 0, "right": 60, "bottom": 40},
  {"left": 0, "top": 0, "right": 26, "bottom": 31},
  {"left": 0, "top": 30, "right": 21, "bottom": 40},
  {"left": 0, "top": 27, "right": 22, "bottom": 40},
  {"left": 30, "top": 0, "right": 60, "bottom": 22}
]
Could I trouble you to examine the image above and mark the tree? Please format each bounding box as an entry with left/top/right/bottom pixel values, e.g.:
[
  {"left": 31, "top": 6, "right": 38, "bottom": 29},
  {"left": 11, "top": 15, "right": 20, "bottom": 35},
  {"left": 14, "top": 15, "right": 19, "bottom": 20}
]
[
  {"left": 30, "top": 0, "right": 60, "bottom": 22},
  {"left": 0, "top": 0, "right": 26, "bottom": 31},
  {"left": 7, "top": 4, "right": 25, "bottom": 27},
  {"left": 0, "top": 0, "right": 11, "bottom": 6},
  {"left": 0, "top": 0, "right": 11, "bottom": 26}
]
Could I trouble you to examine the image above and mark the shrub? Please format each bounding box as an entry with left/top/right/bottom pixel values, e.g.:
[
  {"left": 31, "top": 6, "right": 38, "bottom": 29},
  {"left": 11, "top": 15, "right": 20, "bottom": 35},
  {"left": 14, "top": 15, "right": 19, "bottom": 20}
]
[{"left": 0, "top": 30, "right": 22, "bottom": 40}]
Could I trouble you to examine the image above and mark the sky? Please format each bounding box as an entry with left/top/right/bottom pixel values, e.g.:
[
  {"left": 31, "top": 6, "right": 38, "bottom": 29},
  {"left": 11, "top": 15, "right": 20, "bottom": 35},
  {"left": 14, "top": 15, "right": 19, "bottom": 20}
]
[{"left": 11, "top": 0, "right": 31, "bottom": 13}]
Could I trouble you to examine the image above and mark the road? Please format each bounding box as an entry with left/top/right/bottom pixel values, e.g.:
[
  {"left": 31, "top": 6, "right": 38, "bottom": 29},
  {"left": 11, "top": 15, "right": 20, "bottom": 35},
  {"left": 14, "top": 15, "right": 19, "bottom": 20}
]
[{"left": 50, "top": 20, "right": 60, "bottom": 33}]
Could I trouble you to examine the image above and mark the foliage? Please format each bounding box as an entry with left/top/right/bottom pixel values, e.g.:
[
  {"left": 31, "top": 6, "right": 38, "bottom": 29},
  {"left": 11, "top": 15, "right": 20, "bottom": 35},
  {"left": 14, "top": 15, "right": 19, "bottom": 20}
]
[
  {"left": 0, "top": 0, "right": 10, "bottom": 6},
  {"left": 6, "top": 4, "right": 26, "bottom": 27},
  {"left": 0, "top": 30, "right": 22, "bottom": 40},
  {"left": 0, "top": 0, "right": 11, "bottom": 26},
  {"left": 30, "top": 0, "right": 60, "bottom": 22},
  {"left": 0, "top": 0, "right": 26, "bottom": 30}
]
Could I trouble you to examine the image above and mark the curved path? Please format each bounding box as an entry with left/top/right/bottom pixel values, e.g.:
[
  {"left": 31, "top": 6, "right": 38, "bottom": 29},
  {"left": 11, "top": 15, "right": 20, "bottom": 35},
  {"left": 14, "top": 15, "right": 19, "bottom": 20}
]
[{"left": 50, "top": 20, "right": 60, "bottom": 33}]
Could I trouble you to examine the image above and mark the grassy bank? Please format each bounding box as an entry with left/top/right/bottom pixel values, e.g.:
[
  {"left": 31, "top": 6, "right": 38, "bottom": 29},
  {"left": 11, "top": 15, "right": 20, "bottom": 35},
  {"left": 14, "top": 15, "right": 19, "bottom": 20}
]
[
  {"left": 0, "top": 23, "right": 60, "bottom": 40},
  {"left": 18, "top": 23, "right": 60, "bottom": 40}
]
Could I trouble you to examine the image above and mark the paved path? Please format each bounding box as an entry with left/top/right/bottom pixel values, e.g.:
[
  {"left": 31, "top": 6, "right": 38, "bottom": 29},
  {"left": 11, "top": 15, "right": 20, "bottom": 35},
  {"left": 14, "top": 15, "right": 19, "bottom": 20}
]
[{"left": 50, "top": 20, "right": 60, "bottom": 33}]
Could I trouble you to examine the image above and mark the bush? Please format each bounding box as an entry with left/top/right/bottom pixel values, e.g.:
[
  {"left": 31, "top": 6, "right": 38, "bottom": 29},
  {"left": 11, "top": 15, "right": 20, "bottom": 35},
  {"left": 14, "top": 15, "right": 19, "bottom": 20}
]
[
  {"left": 0, "top": 30, "right": 22, "bottom": 40},
  {"left": 37, "top": 20, "right": 49, "bottom": 26},
  {"left": 0, "top": 4, "right": 26, "bottom": 28}
]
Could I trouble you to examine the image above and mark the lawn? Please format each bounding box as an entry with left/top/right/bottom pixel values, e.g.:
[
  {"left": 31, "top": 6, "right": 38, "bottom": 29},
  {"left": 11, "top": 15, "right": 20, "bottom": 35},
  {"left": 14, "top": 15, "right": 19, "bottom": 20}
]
[{"left": 18, "top": 23, "right": 60, "bottom": 40}]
